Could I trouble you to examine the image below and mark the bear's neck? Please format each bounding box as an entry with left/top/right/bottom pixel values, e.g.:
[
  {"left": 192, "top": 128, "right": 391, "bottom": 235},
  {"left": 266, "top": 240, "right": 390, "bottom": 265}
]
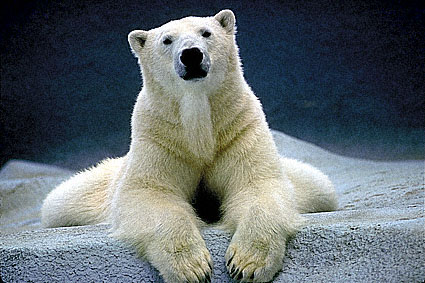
[
  {"left": 179, "top": 90, "right": 215, "bottom": 162},
  {"left": 139, "top": 70, "right": 247, "bottom": 162}
]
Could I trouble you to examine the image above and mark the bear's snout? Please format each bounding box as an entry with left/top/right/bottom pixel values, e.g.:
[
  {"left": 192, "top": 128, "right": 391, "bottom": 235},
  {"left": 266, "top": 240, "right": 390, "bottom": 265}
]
[{"left": 175, "top": 47, "right": 210, "bottom": 81}]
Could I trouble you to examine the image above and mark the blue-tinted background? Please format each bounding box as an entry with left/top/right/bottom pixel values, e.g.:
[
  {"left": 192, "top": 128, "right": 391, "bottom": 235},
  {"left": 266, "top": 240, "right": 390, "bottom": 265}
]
[{"left": 1, "top": 0, "right": 424, "bottom": 169}]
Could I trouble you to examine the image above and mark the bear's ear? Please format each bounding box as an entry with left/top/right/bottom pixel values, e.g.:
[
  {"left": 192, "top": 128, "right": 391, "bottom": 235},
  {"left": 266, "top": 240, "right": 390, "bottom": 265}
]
[
  {"left": 128, "top": 30, "right": 148, "bottom": 55},
  {"left": 214, "top": 10, "right": 236, "bottom": 34}
]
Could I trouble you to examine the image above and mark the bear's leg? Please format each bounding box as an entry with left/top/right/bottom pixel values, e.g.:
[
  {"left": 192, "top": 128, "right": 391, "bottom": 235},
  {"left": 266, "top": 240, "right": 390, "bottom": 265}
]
[
  {"left": 41, "top": 157, "right": 123, "bottom": 227},
  {"left": 280, "top": 157, "right": 338, "bottom": 213},
  {"left": 110, "top": 185, "right": 213, "bottom": 283},
  {"left": 221, "top": 177, "right": 303, "bottom": 282},
  {"left": 206, "top": 129, "right": 305, "bottom": 282},
  {"left": 108, "top": 141, "right": 213, "bottom": 283}
]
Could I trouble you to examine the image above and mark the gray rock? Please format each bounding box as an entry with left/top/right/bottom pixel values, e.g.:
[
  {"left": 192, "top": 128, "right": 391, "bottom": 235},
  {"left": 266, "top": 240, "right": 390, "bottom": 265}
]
[
  {"left": 0, "top": 160, "right": 73, "bottom": 233},
  {"left": 1, "top": 131, "right": 424, "bottom": 282}
]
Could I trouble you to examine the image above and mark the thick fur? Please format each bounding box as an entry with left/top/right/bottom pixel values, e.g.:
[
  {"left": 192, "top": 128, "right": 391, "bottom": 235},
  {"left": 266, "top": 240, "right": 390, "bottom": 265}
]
[{"left": 41, "top": 10, "right": 337, "bottom": 283}]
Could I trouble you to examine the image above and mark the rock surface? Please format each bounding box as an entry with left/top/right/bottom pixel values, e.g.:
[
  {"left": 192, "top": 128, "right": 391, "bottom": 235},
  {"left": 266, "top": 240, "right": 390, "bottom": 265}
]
[{"left": 1, "top": 131, "right": 424, "bottom": 282}]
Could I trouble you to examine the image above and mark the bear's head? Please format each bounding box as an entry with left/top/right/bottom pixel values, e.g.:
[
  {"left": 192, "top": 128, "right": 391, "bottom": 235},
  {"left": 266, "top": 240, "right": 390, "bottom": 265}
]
[{"left": 128, "top": 10, "right": 239, "bottom": 96}]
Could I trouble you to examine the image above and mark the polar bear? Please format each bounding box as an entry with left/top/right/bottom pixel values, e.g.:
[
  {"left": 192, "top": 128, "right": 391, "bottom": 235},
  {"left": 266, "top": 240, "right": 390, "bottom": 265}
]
[{"left": 41, "top": 10, "right": 337, "bottom": 282}]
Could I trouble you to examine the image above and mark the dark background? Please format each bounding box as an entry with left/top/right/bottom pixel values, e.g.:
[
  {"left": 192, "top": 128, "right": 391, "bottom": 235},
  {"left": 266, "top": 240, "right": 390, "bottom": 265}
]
[{"left": 1, "top": 0, "right": 424, "bottom": 170}]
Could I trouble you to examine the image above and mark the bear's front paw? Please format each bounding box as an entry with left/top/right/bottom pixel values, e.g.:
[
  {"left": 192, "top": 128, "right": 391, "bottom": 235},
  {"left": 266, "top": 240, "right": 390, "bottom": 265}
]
[
  {"left": 164, "top": 248, "right": 213, "bottom": 283},
  {"left": 225, "top": 234, "right": 285, "bottom": 282},
  {"left": 150, "top": 241, "right": 213, "bottom": 283}
]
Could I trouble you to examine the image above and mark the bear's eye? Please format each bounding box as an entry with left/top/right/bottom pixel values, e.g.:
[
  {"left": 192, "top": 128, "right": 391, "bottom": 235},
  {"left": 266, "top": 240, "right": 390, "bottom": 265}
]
[
  {"left": 202, "top": 30, "right": 211, "bottom": 38},
  {"left": 163, "top": 38, "right": 173, "bottom": 45}
]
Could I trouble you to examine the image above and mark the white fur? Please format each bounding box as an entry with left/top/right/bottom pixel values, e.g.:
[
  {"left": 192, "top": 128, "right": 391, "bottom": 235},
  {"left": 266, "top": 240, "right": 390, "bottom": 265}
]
[
  {"left": 180, "top": 91, "right": 215, "bottom": 160},
  {"left": 41, "top": 10, "right": 337, "bottom": 283}
]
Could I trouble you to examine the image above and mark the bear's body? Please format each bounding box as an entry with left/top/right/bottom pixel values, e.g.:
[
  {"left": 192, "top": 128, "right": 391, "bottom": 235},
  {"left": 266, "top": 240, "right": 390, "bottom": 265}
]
[{"left": 41, "top": 10, "right": 337, "bottom": 282}]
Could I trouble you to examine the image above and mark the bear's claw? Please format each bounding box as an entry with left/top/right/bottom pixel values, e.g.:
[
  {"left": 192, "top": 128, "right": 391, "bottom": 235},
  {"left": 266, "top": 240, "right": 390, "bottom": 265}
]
[
  {"left": 155, "top": 240, "right": 213, "bottom": 283},
  {"left": 225, "top": 239, "right": 283, "bottom": 283}
]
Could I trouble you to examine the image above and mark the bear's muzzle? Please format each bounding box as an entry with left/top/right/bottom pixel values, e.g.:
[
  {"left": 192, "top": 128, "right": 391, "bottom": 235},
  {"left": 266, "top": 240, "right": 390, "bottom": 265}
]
[{"left": 175, "top": 47, "right": 210, "bottom": 81}]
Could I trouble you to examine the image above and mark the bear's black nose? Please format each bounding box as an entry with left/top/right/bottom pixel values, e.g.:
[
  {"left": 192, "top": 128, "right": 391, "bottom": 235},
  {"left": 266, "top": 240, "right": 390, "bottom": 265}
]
[{"left": 180, "top": 48, "right": 203, "bottom": 67}]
